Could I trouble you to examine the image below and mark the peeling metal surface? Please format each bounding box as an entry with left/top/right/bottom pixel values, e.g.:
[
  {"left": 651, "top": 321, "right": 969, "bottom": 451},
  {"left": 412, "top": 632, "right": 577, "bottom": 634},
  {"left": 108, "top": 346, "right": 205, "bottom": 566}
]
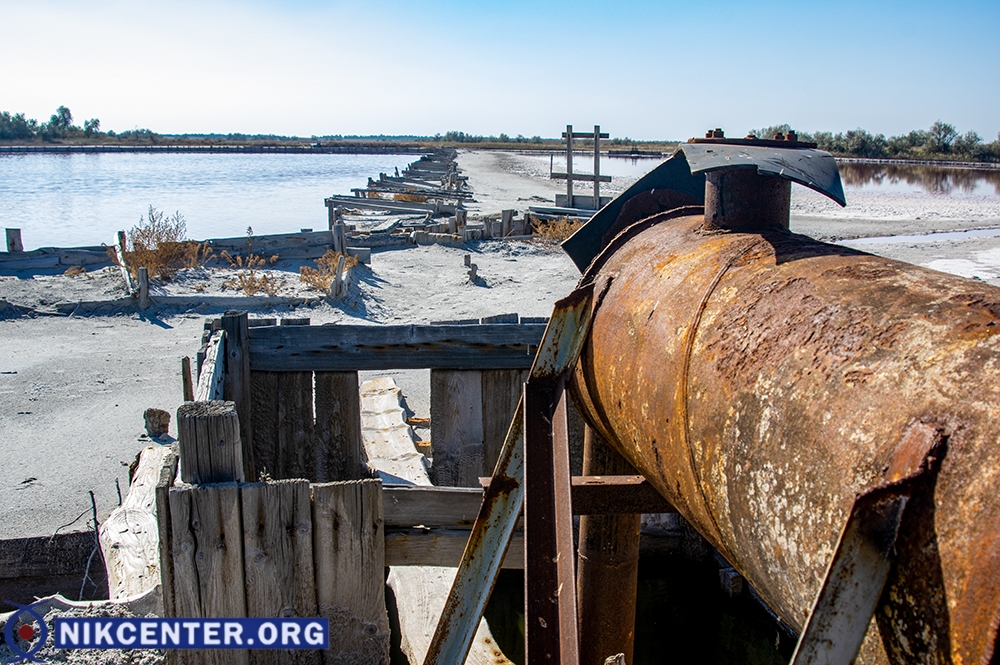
[
  {"left": 424, "top": 284, "right": 597, "bottom": 665},
  {"left": 571, "top": 212, "right": 1000, "bottom": 665}
]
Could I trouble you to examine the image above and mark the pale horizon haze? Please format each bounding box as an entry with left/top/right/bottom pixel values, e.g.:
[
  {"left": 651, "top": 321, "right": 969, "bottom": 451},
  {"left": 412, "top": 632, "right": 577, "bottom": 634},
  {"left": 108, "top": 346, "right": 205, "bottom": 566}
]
[{"left": 2, "top": 0, "right": 998, "bottom": 141}]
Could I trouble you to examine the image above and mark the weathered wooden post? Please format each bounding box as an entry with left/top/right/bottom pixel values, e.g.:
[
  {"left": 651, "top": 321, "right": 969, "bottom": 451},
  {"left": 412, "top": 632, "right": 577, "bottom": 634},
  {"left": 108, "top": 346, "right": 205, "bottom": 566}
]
[
  {"left": 5, "top": 228, "right": 23, "bottom": 252},
  {"left": 565, "top": 123, "right": 575, "bottom": 208},
  {"left": 181, "top": 357, "right": 195, "bottom": 402},
  {"left": 593, "top": 124, "right": 602, "bottom": 209},
  {"left": 576, "top": 425, "right": 642, "bottom": 665},
  {"left": 240, "top": 479, "right": 319, "bottom": 665},
  {"left": 221, "top": 310, "right": 255, "bottom": 479},
  {"left": 113, "top": 230, "right": 136, "bottom": 295},
  {"left": 456, "top": 209, "right": 468, "bottom": 232},
  {"left": 501, "top": 209, "right": 514, "bottom": 237},
  {"left": 312, "top": 479, "right": 389, "bottom": 663},
  {"left": 314, "top": 370, "right": 365, "bottom": 482},
  {"left": 331, "top": 254, "right": 347, "bottom": 298},
  {"left": 430, "top": 370, "right": 485, "bottom": 487},
  {"left": 138, "top": 266, "right": 150, "bottom": 309},
  {"left": 176, "top": 401, "right": 245, "bottom": 484}
]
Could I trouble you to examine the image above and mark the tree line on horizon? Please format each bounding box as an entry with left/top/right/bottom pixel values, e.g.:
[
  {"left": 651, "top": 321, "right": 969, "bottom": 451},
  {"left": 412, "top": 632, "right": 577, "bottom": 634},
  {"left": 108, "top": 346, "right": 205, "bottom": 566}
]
[
  {"left": 0, "top": 106, "right": 156, "bottom": 142},
  {"left": 3, "top": 106, "right": 999, "bottom": 163},
  {"left": 752, "top": 122, "right": 1000, "bottom": 162}
]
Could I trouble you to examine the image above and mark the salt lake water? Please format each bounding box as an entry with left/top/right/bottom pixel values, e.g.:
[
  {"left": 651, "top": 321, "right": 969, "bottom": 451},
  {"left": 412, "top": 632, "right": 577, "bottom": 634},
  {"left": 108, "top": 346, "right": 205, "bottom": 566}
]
[
  {"left": 0, "top": 152, "right": 414, "bottom": 250},
  {"left": 3, "top": 152, "right": 999, "bottom": 251}
]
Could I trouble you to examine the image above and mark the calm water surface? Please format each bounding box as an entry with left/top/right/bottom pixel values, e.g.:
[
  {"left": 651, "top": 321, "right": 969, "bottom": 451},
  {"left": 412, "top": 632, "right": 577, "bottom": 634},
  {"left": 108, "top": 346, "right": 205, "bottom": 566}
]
[
  {"left": 838, "top": 163, "right": 1000, "bottom": 198},
  {"left": 4, "top": 153, "right": 998, "bottom": 251},
  {"left": 0, "top": 152, "right": 414, "bottom": 249}
]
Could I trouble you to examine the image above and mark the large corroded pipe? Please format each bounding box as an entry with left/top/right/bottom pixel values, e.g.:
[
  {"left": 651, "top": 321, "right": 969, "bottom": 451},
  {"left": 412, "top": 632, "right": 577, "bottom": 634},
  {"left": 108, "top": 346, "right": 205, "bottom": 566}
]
[{"left": 571, "top": 211, "right": 1000, "bottom": 664}]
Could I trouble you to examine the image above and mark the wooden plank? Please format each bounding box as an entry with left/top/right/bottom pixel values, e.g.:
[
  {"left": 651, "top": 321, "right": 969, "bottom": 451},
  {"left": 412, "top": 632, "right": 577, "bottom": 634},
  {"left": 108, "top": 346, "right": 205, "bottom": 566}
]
[
  {"left": 248, "top": 323, "right": 546, "bottom": 372},
  {"left": 222, "top": 311, "right": 255, "bottom": 481},
  {"left": 479, "top": 313, "right": 518, "bottom": 324},
  {"left": 277, "top": 371, "right": 315, "bottom": 480},
  {"left": 168, "top": 487, "right": 201, "bottom": 619},
  {"left": 314, "top": 372, "right": 365, "bottom": 482},
  {"left": 99, "top": 445, "right": 176, "bottom": 602},
  {"left": 177, "top": 401, "right": 244, "bottom": 484},
  {"left": 382, "top": 486, "right": 483, "bottom": 528},
  {"left": 481, "top": 369, "right": 526, "bottom": 477},
  {"left": 170, "top": 484, "right": 250, "bottom": 665},
  {"left": 0, "top": 531, "right": 103, "bottom": 580},
  {"left": 204, "top": 230, "right": 335, "bottom": 255},
  {"left": 195, "top": 331, "right": 225, "bottom": 401},
  {"left": 550, "top": 172, "right": 612, "bottom": 183},
  {"left": 430, "top": 370, "right": 484, "bottom": 487},
  {"left": 385, "top": 528, "right": 523, "bottom": 570},
  {"left": 172, "top": 483, "right": 249, "bottom": 665},
  {"left": 156, "top": 450, "right": 179, "bottom": 618},
  {"left": 360, "top": 375, "right": 512, "bottom": 665},
  {"left": 241, "top": 480, "right": 318, "bottom": 665},
  {"left": 250, "top": 371, "right": 280, "bottom": 480},
  {"left": 312, "top": 480, "right": 389, "bottom": 664}
]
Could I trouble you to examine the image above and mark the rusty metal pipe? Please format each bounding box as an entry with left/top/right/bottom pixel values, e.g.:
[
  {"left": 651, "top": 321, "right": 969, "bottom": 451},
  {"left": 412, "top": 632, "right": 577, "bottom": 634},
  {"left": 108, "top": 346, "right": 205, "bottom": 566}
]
[
  {"left": 704, "top": 169, "right": 790, "bottom": 232},
  {"left": 571, "top": 213, "right": 1000, "bottom": 665},
  {"left": 576, "top": 425, "right": 641, "bottom": 665}
]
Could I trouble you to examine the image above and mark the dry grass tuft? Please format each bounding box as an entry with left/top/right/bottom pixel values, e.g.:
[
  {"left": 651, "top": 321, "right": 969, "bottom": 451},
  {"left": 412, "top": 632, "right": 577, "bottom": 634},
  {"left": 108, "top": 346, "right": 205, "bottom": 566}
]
[
  {"left": 63, "top": 265, "right": 86, "bottom": 276},
  {"left": 114, "top": 206, "right": 213, "bottom": 280},
  {"left": 219, "top": 227, "right": 285, "bottom": 296},
  {"left": 299, "top": 250, "right": 359, "bottom": 292},
  {"left": 393, "top": 192, "right": 428, "bottom": 203},
  {"left": 531, "top": 216, "right": 583, "bottom": 241}
]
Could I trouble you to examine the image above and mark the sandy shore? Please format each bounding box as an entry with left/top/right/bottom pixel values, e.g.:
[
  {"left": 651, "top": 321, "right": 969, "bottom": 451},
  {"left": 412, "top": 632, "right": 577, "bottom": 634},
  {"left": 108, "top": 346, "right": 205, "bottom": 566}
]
[{"left": 2, "top": 149, "right": 1000, "bottom": 538}]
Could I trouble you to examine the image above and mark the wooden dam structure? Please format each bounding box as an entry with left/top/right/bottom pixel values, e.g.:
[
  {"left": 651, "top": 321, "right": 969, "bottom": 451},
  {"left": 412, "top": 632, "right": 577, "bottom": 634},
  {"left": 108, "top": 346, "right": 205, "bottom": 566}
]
[{"left": 113, "top": 310, "right": 674, "bottom": 665}]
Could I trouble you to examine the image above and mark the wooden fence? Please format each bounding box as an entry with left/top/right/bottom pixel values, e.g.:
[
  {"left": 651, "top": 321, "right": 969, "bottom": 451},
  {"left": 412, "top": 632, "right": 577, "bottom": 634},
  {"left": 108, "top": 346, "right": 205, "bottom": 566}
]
[
  {"left": 159, "top": 312, "right": 548, "bottom": 664},
  {"left": 158, "top": 311, "right": 676, "bottom": 664}
]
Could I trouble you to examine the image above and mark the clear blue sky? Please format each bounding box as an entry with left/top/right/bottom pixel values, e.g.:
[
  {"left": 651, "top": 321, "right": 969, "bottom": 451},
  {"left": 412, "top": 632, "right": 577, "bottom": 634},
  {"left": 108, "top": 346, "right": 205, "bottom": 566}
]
[{"left": 3, "top": 0, "right": 998, "bottom": 141}]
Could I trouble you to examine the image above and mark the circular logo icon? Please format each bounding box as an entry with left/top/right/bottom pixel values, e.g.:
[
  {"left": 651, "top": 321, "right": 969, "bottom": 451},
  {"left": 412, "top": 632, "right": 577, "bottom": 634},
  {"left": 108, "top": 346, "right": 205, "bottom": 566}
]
[{"left": 3, "top": 601, "right": 48, "bottom": 663}]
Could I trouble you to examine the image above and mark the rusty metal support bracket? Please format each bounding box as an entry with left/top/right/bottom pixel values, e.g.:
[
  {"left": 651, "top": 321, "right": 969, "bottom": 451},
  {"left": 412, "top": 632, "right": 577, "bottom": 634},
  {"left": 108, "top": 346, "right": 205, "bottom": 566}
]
[
  {"left": 790, "top": 426, "right": 947, "bottom": 665},
  {"left": 790, "top": 489, "right": 908, "bottom": 665},
  {"left": 423, "top": 282, "right": 600, "bottom": 665}
]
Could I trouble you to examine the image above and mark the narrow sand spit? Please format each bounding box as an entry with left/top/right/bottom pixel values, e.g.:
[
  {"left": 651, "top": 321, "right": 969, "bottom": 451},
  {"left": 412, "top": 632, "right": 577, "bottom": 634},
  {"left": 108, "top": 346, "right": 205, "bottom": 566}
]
[{"left": 2, "top": 149, "right": 999, "bottom": 539}]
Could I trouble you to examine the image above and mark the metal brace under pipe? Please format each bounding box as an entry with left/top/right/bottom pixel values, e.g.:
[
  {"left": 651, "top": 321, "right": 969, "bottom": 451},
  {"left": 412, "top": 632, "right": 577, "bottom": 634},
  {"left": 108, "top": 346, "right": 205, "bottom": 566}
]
[{"left": 423, "top": 281, "right": 603, "bottom": 665}]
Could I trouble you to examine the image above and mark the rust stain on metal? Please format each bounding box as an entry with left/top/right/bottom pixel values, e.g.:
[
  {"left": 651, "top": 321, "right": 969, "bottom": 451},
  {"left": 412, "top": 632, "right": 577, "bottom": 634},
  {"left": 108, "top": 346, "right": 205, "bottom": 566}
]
[{"left": 571, "top": 212, "right": 1000, "bottom": 665}]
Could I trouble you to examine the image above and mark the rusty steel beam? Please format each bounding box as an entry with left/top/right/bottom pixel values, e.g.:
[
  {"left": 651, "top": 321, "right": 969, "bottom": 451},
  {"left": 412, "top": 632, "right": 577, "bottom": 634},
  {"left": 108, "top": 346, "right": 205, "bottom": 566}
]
[
  {"left": 576, "top": 426, "right": 642, "bottom": 665},
  {"left": 571, "top": 209, "right": 1000, "bottom": 664},
  {"left": 524, "top": 383, "right": 580, "bottom": 664},
  {"left": 478, "top": 475, "right": 674, "bottom": 515},
  {"left": 424, "top": 284, "right": 598, "bottom": 665}
]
